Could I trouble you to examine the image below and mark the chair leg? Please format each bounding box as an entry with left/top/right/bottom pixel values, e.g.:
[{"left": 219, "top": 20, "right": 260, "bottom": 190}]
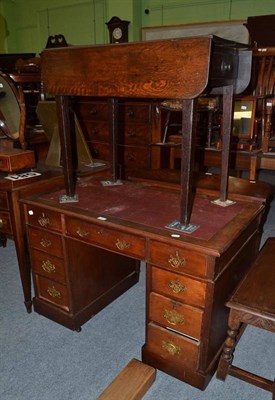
[{"left": 162, "top": 110, "right": 171, "bottom": 143}]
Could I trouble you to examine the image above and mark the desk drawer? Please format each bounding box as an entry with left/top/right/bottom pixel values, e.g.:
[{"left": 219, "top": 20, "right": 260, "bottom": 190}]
[
  {"left": 31, "top": 248, "right": 66, "bottom": 283},
  {"left": 34, "top": 275, "right": 69, "bottom": 311},
  {"left": 151, "top": 266, "right": 206, "bottom": 308},
  {"left": 0, "top": 211, "right": 12, "bottom": 235},
  {"left": 65, "top": 218, "right": 146, "bottom": 259},
  {"left": 146, "top": 322, "right": 199, "bottom": 370},
  {"left": 0, "top": 191, "right": 9, "bottom": 210},
  {"left": 25, "top": 205, "right": 62, "bottom": 232},
  {"left": 149, "top": 292, "right": 203, "bottom": 340},
  {"left": 28, "top": 227, "right": 63, "bottom": 256},
  {"left": 149, "top": 240, "right": 208, "bottom": 278}
]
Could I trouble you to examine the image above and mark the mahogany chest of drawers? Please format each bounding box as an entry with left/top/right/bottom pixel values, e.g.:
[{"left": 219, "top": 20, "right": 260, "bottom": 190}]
[{"left": 74, "top": 98, "right": 161, "bottom": 175}]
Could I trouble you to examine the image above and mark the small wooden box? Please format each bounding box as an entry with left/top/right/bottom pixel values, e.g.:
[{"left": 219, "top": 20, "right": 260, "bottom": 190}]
[{"left": 0, "top": 147, "right": 35, "bottom": 172}]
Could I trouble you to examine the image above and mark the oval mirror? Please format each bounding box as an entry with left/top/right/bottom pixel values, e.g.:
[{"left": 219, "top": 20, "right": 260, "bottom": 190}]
[{"left": 0, "top": 72, "right": 21, "bottom": 140}]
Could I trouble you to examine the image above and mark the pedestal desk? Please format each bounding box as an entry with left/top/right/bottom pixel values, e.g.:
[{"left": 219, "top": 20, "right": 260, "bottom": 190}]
[
  {"left": 21, "top": 175, "right": 267, "bottom": 389},
  {"left": 20, "top": 37, "right": 272, "bottom": 390}
]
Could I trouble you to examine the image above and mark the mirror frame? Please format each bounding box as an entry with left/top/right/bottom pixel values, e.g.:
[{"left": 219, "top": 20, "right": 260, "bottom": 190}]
[{"left": 0, "top": 72, "right": 26, "bottom": 149}]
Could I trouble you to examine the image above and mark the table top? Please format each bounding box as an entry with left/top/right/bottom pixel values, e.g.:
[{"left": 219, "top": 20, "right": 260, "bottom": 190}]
[{"left": 22, "top": 175, "right": 264, "bottom": 255}]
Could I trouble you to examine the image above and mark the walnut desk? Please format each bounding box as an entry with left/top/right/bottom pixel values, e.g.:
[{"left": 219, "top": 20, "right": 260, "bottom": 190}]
[{"left": 20, "top": 37, "right": 271, "bottom": 390}]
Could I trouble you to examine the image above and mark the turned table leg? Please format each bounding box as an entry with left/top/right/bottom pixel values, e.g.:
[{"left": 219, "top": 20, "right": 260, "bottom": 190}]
[{"left": 216, "top": 311, "right": 241, "bottom": 381}]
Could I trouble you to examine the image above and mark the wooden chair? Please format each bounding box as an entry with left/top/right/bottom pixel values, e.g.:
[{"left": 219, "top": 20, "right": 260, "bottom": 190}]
[
  {"left": 216, "top": 237, "right": 275, "bottom": 398},
  {"left": 159, "top": 97, "right": 220, "bottom": 169}
]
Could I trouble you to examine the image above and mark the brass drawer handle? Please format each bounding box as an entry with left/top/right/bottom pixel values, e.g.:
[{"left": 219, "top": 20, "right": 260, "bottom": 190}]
[
  {"left": 47, "top": 286, "right": 61, "bottom": 298},
  {"left": 162, "top": 341, "right": 181, "bottom": 356},
  {"left": 168, "top": 280, "right": 186, "bottom": 294},
  {"left": 0, "top": 218, "right": 6, "bottom": 228},
  {"left": 115, "top": 238, "right": 130, "bottom": 251},
  {"left": 41, "top": 260, "right": 56, "bottom": 273},
  {"left": 40, "top": 238, "right": 52, "bottom": 248},
  {"left": 38, "top": 213, "right": 50, "bottom": 227},
  {"left": 163, "top": 309, "right": 184, "bottom": 326},
  {"left": 76, "top": 227, "right": 89, "bottom": 237},
  {"left": 168, "top": 251, "right": 186, "bottom": 269}
]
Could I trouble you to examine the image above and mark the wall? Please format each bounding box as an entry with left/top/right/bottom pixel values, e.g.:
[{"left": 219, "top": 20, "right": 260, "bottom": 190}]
[
  {"left": 141, "top": 0, "right": 275, "bottom": 27},
  {"left": 0, "top": 0, "right": 275, "bottom": 54}
]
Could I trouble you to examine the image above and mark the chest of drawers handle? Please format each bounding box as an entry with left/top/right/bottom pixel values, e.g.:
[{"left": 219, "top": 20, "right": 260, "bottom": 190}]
[
  {"left": 47, "top": 286, "right": 61, "bottom": 298},
  {"left": 163, "top": 309, "right": 184, "bottom": 326},
  {"left": 42, "top": 260, "right": 56, "bottom": 273},
  {"left": 76, "top": 227, "right": 90, "bottom": 238},
  {"left": 168, "top": 251, "right": 186, "bottom": 269},
  {"left": 40, "top": 238, "right": 52, "bottom": 248},
  {"left": 126, "top": 130, "right": 137, "bottom": 137},
  {"left": 38, "top": 213, "right": 50, "bottom": 227},
  {"left": 115, "top": 238, "right": 130, "bottom": 251},
  {"left": 89, "top": 106, "right": 98, "bottom": 115},
  {"left": 162, "top": 341, "right": 181, "bottom": 356},
  {"left": 0, "top": 218, "right": 6, "bottom": 228},
  {"left": 168, "top": 280, "right": 186, "bottom": 294}
]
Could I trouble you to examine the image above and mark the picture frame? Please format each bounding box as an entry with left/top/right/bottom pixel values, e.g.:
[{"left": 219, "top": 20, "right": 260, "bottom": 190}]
[{"left": 142, "top": 20, "right": 249, "bottom": 44}]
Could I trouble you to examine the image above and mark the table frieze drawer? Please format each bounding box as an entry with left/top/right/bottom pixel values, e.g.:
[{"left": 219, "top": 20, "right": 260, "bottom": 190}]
[
  {"left": 146, "top": 322, "right": 199, "bottom": 370},
  {"left": 0, "top": 211, "right": 12, "bottom": 234},
  {"left": 149, "top": 241, "right": 208, "bottom": 277},
  {"left": 0, "top": 191, "right": 9, "bottom": 210},
  {"left": 28, "top": 227, "right": 63, "bottom": 256},
  {"left": 31, "top": 248, "right": 66, "bottom": 283},
  {"left": 151, "top": 266, "right": 206, "bottom": 308},
  {"left": 34, "top": 275, "right": 69, "bottom": 311},
  {"left": 149, "top": 292, "right": 203, "bottom": 340},
  {"left": 25, "top": 206, "right": 62, "bottom": 232},
  {"left": 65, "top": 218, "right": 146, "bottom": 259}
]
